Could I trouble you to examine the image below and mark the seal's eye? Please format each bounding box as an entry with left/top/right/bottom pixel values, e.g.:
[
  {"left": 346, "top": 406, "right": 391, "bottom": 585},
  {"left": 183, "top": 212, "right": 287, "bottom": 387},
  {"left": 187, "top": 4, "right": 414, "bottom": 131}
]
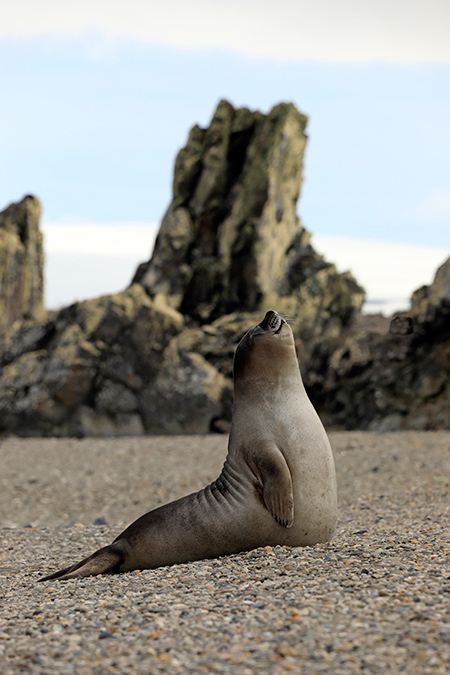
[{"left": 250, "top": 325, "right": 266, "bottom": 339}]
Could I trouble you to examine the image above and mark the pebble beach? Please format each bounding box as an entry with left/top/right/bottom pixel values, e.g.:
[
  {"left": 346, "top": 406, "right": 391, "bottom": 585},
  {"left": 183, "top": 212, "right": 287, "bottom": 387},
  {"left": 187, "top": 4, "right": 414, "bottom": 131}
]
[{"left": 1, "top": 431, "right": 449, "bottom": 674}]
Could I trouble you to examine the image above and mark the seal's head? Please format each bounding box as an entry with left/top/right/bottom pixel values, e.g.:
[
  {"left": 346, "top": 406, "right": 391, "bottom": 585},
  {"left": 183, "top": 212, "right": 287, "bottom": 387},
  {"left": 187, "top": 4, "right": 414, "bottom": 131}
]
[
  {"left": 233, "top": 310, "right": 298, "bottom": 387},
  {"left": 249, "top": 309, "right": 291, "bottom": 341}
]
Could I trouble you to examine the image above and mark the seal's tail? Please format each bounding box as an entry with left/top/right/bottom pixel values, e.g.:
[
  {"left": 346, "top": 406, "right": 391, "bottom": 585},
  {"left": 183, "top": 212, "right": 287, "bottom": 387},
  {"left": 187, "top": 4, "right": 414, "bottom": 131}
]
[{"left": 38, "top": 541, "right": 128, "bottom": 581}]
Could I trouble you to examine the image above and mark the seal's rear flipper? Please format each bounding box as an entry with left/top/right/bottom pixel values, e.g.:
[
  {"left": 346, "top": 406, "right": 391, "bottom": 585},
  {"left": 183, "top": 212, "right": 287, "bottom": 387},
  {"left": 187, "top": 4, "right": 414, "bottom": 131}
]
[{"left": 38, "top": 541, "right": 128, "bottom": 581}]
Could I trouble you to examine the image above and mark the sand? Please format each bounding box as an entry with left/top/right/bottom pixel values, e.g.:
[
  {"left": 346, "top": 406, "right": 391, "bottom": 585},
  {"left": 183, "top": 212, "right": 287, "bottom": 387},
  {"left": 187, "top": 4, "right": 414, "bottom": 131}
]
[{"left": 1, "top": 431, "right": 449, "bottom": 673}]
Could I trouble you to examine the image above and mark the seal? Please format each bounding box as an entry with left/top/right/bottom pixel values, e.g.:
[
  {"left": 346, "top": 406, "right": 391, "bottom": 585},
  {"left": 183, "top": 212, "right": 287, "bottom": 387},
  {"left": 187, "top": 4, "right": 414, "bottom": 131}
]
[{"left": 39, "top": 310, "right": 337, "bottom": 581}]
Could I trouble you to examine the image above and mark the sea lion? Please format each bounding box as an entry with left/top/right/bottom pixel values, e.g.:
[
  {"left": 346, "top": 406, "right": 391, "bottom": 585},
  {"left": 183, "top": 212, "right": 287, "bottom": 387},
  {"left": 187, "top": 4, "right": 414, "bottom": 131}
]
[{"left": 39, "top": 310, "right": 337, "bottom": 581}]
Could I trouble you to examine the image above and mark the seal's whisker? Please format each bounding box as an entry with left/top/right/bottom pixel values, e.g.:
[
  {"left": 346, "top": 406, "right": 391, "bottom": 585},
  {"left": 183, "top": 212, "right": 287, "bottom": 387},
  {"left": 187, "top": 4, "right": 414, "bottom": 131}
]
[{"left": 282, "top": 312, "right": 299, "bottom": 325}]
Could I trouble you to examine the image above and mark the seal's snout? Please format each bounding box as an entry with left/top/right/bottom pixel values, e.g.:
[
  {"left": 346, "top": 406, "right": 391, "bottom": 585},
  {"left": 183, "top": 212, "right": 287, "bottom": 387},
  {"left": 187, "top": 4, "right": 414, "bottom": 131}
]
[{"left": 258, "top": 310, "right": 285, "bottom": 333}]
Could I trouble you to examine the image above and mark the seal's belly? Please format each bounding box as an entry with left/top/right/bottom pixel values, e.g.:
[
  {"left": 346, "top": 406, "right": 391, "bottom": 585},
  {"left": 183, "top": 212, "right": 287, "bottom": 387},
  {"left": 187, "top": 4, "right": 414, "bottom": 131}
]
[{"left": 121, "top": 467, "right": 336, "bottom": 572}]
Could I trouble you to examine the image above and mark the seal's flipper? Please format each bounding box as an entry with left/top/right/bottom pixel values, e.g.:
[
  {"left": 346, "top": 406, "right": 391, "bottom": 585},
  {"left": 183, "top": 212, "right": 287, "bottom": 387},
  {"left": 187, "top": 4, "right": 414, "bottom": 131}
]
[
  {"left": 256, "top": 446, "right": 295, "bottom": 528},
  {"left": 38, "top": 541, "right": 127, "bottom": 581}
]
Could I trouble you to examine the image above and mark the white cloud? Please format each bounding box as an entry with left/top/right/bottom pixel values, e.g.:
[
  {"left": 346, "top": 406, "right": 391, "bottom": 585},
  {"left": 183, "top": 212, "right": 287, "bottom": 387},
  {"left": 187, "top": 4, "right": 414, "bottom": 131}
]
[
  {"left": 44, "top": 253, "right": 141, "bottom": 308},
  {"left": 42, "top": 222, "right": 157, "bottom": 257},
  {"left": 313, "top": 234, "right": 449, "bottom": 314},
  {"left": 42, "top": 223, "right": 449, "bottom": 314},
  {"left": 2, "top": 0, "right": 450, "bottom": 64},
  {"left": 42, "top": 222, "right": 158, "bottom": 308}
]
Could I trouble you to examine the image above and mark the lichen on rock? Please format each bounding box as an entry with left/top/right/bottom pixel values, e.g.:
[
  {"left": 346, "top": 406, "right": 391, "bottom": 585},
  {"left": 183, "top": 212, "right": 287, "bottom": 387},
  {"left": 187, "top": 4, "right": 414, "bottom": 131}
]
[
  {"left": 0, "top": 196, "right": 45, "bottom": 342},
  {"left": 135, "top": 99, "right": 364, "bottom": 340}
]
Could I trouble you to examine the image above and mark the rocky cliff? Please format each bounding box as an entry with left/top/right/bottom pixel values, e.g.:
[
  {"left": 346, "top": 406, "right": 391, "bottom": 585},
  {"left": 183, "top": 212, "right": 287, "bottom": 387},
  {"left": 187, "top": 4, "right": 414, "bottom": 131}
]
[
  {"left": 0, "top": 196, "right": 45, "bottom": 343},
  {"left": 306, "top": 256, "right": 450, "bottom": 430},
  {"left": 135, "top": 100, "right": 314, "bottom": 321},
  {"left": 134, "top": 100, "right": 364, "bottom": 351},
  {"left": 0, "top": 101, "right": 364, "bottom": 436},
  {"left": 0, "top": 101, "right": 448, "bottom": 436}
]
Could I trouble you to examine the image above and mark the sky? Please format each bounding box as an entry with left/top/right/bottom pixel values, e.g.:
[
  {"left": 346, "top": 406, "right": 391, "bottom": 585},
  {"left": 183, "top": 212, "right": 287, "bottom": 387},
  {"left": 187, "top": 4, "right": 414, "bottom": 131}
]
[{"left": 1, "top": 0, "right": 450, "bottom": 314}]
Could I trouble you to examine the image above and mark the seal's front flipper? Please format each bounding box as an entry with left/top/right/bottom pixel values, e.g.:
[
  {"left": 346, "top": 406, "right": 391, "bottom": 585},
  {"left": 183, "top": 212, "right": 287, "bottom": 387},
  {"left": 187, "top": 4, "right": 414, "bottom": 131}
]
[
  {"left": 253, "top": 445, "right": 294, "bottom": 528},
  {"left": 38, "top": 541, "right": 128, "bottom": 581}
]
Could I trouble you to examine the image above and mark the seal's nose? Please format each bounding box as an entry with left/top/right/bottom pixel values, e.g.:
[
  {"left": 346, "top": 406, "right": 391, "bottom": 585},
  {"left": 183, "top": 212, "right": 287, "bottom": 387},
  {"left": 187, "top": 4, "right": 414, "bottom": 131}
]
[{"left": 258, "top": 310, "right": 283, "bottom": 332}]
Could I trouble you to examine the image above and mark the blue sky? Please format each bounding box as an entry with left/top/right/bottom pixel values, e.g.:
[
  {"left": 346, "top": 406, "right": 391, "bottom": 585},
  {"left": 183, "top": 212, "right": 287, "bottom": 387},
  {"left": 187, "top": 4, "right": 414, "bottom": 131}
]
[{"left": 1, "top": 1, "right": 449, "bottom": 311}]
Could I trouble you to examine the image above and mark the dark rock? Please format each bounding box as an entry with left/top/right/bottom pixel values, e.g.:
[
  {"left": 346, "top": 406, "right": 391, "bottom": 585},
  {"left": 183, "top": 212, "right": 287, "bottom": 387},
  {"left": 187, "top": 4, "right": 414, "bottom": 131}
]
[
  {"left": 94, "top": 517, "right": 107, "bottom": 525},
  {"left": 389, "top": 316, "right": 414, "bottom": 335},
  {"left": 0, "top": 286, "right": 184, "bottom": 436},
  {"left": 139, "top": 340, "right": 230, "bottom": 434},
  {"left": 308, "top": 257, "right": 450, "bottom": 430}
]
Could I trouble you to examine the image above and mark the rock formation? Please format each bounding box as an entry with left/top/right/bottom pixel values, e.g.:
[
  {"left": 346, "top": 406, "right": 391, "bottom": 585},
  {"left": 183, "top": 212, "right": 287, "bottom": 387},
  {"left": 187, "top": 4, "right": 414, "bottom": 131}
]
[
  {"left": 1, "top": 101, "right": 448, "bottom": 436},
  {"left": 0, "top": 101, "right": 365, "bottom": 436},
  {"left": 1, "top": 286, "right": 204, "bottom": 436},
  {"left": 135, "top": 100, "right": 311, "bottom": 320},
  {"left": 134, "top": 100, "right": 364, "bottom": 345},
  {"left": 0, "top": 196, "right": 45, "bottom": 343},
  {"left": 306, "top": 256, "right": 450, "bottom": 430}
]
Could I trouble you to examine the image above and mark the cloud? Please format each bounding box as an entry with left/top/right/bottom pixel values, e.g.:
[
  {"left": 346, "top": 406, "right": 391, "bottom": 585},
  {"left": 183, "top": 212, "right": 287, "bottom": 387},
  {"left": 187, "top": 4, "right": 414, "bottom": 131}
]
[
  {"left": 42, "top": 222, "right": 159, "bottom": 308},
  {"left": 3, "top": 0, "right": 450, "bottom": 64},
  {"left": 313, "top": 234, "right": 449, "bottom": 313},
  {"left": 42, "top": 222, "right": 157, "bottom": 257}
]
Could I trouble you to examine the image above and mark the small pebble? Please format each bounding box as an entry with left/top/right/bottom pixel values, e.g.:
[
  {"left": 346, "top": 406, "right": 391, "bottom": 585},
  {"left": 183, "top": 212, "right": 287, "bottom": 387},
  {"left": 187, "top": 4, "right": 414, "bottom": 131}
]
[{"left": 0, "top": 432, "right": 449, "bottom": 674}]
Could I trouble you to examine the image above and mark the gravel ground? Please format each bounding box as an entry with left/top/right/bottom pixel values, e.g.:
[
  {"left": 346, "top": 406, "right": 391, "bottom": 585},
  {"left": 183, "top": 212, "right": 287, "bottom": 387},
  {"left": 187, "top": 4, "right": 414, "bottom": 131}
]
[{"left": 0, "top": 431, "right": 449, "bottom": 674}]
